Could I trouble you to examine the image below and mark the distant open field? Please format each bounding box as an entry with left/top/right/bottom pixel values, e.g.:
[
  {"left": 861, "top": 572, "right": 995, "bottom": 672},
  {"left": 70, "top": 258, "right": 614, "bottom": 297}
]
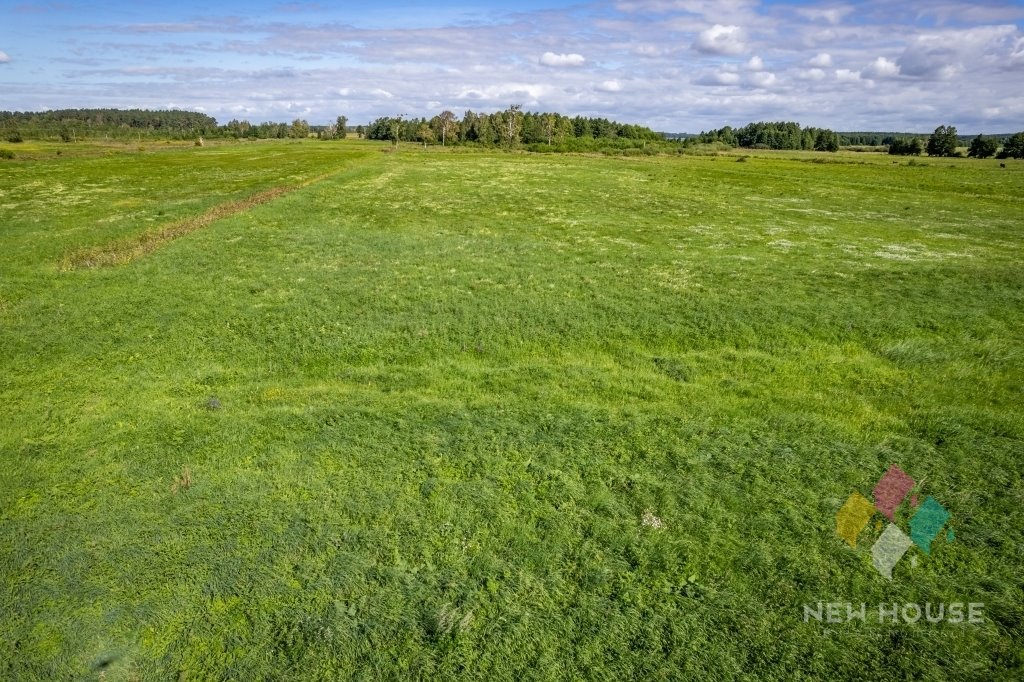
[{"left": 1, "top": 140, "right": 1022, "bottom": 680}]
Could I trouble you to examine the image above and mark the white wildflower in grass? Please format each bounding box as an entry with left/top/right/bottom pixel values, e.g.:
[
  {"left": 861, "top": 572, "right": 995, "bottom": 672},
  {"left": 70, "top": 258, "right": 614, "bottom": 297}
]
[{"left": 642, "top": 510, "right": 665, "bottom": 529}]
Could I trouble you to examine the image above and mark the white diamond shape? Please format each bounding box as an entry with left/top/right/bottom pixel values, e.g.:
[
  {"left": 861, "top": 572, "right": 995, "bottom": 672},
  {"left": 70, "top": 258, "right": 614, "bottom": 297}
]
[{"left": 871, "top": 523, "right": 913, "bottom": 580}]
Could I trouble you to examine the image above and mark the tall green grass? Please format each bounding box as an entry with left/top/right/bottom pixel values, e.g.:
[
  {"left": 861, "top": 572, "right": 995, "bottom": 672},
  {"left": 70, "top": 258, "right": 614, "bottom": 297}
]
[{"left": 1, "top": 142, "right": 1022, "bottom": 680}]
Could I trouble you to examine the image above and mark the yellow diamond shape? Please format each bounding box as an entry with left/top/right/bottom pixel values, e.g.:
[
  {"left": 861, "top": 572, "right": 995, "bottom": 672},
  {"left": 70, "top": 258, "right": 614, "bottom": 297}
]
[{"left": 836, "top": 491, "right": 875, "bottom": 548}]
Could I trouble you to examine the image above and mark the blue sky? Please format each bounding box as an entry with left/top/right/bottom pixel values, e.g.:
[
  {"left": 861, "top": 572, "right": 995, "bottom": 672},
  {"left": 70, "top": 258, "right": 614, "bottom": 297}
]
[{"left": 2, "top": 0, "right": 1023, "bottom": 131}]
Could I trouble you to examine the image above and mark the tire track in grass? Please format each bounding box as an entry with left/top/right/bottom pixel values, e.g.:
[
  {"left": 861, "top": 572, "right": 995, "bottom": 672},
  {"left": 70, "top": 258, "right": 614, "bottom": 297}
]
[{"left": 60, "top": 168, "right": 344, "bottom": 270}]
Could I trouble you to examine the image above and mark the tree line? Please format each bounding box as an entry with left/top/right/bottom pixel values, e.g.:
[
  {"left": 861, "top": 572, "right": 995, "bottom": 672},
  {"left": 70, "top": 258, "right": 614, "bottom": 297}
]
[
  {"left": 0, "top": 108, "right": 219, "bottom": 141},
  {"left": 364, "top": 106, "right": 662, "bottom": 150},
  {"left": 0, "top": 106, "right": 661, "bottom": 149},
  {"left": 833, "top": 131, "right": 1015, "bottom": 147},
  {"left": 3, "top": 107, "right": 1023, "bottom": 159},
  {"left": 887, "top": 126, "right": 1024, "bottom": 158},
  {"left": 0, "top": 108, "right": 352, "bottom": 143},
  {"left": 695, "top": 121, "right": 842, "bottom": 152},
  {"left": 220, "top": 116, "right": 352, "bottom": 140},
  {"left": 694, "top": 120, "right": 1023, "bottom": 159}
]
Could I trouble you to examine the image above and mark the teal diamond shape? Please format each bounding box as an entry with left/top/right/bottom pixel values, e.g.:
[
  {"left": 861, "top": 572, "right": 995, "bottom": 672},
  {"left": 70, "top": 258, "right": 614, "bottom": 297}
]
[{"left": 909, "top": 496, "right": 950, "bottom": 555}]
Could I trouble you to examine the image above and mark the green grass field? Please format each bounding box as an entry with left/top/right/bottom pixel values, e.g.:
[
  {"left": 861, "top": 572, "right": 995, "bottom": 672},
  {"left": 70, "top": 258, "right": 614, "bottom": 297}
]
[{"left": 1, "top": 140, "right": 1022, "bottom": 680}]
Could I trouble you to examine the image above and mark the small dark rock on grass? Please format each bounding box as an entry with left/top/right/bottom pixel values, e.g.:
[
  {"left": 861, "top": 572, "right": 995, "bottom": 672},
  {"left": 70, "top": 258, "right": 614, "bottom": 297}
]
[{"left": 205, "top": 396, "right": 222, "bottom": 410}]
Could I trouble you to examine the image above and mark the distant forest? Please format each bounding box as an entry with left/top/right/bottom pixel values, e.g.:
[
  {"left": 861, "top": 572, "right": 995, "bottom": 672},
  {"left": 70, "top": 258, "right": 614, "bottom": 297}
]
[
  {"left": 363, "top": 107, "right": 662, "bottom": 150},
  {"left": 0, "top": 109, "right": 219, "bottom": 141},
  {"left": 0, "top": 107, "right": 660, "bottom": 151},
  {"left": 695, "top": 121, "right": 842, "bottom": 152},
  {"left": 1, "top": 108, "right": 1020, "bottom": 158},
  {"left": 695, "top": 121, "right": 1017, "bottom": 150}
]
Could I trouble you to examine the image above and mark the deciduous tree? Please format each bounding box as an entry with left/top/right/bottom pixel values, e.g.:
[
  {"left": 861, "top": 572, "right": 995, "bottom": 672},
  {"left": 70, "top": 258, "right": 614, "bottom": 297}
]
[
  {"left": 417, "top": 122, "right": 434, "bottom": 146},
  {"left": 290, "top": 118, "right": 310, "bottom": 139},
  {"left": 502, "top": 104, "right": 522, "bottom": 147},
  {"left": 388, "top": 115, "right": 404, "bottom": 146},
  {"left": 438, "top": 110, "right": 457, "bottom": 146},
  {"left": 967, "top": 134, "right": 997, "bottom": 158},
  {"left": 927, "top": 125, "right": 958, "bottom": 157},
  {"left": 1000, "top": 131, "right": 1024, "bottom": 159},
  {"left": 543, "top": 113, "right": 556, "bottom": 145},
  {"left": 813, "top": 128, "right": 839, "bottom": 152}
]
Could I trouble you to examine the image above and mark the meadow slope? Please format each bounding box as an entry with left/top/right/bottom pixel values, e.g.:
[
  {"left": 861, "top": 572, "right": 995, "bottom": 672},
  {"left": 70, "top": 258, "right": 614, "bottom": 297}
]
[{"left": 1, "top": 141, "right": 1022, "bottom": 680}]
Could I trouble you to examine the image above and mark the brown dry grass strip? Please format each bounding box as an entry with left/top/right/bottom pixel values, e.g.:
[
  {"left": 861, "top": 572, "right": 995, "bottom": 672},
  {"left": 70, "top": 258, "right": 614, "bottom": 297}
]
[{"left": 62, "top": 169, "right": 337, "bottom": 270}]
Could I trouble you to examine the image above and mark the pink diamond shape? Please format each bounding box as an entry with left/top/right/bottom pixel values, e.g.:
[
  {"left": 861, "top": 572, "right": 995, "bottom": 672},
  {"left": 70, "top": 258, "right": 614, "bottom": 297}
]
[{"left": 873, "top": 464, "right": 915, "bottom": 521}]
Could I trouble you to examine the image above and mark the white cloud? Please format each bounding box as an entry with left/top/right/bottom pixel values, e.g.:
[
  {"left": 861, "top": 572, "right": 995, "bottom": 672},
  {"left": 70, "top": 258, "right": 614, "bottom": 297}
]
[
  {"left": 617, "top": 0, "right": 762, "bottom": 25},
  {"left": 597, "top": 80, "right": 623, "bottom": 92},
  {"left": 795, "top": 68, "right": 826, "bottom": 81},
  {"left": 864, "top": 57, "right": 900, "bottom": 79},
  {"left": 696, "top": 69, "right": 741, "bottom": 86},
  {"left": 796, "top": 6, "right": 854, "bottom": 25},
  {"left": 693, "top": 24, "right": 746, "bottom": 55},
  {"left": 0, "top": 51, "right": 10, "bottom": 63},
  {"left": 633, "top": 44, "right": 665, "bottom": 57},
  {"left": 455, "top": 83, "right": 554, "bottom": 104},
  {"left": 746, "top": 55, "right": 764, "bottom": 71},
  {"left": 897, "top": 44, "right": 960, "bottom": 79},
  {"left": 748, "top": 71, "right": 776, "bottom": 88},
  {"left": 835, "top": 68, "right": 862, "bottom": 83},
  {"left": 540, "top": 51, "right": 586, "bottom": 67},
  {"left": 895, "top": 26, "right": 1014, "bottom": 80},
  {"left": 809, "top": 53, "right": 833, "bottom": 68},
  {"left": 1011, "top": 37, "right": 1024, "bottom": 68},
  {"left": 915, "top": 3, "right": 1024, "bottom": 25}
]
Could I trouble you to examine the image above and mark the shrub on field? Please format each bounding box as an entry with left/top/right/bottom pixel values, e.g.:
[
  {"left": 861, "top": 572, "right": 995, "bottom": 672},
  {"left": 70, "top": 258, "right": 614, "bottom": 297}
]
[
  {"left": 5, "top": 131, "right": 23, "bottom": 143},
  {"left": 0, "top": 149, "right": 13, "bottom": 159},
  {"left": 889, "top": 138, "right": 923, "bottom": 155},
  {"left": 677, "top": 141, "right": 732, "bottom": 156}
]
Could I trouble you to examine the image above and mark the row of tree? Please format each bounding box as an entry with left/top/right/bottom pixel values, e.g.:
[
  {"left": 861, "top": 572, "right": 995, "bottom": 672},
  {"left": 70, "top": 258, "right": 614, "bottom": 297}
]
[
  {"left": 221, "top": 115, "right": 351, "bottom": 140},
  {"left": 887, "top": 126, "right": 1024, "bottom": 158},
  {"left": 695, "top": 121, "right": 842, "bottom": 151},
  {"left": 1, "top": 106, "right": 661, "bottom": 147},
  {"left": 4, "top": 108, "right": 1023, "bottom": 159},
  {"left": 836, "top": 131, "right": 1016, "bottom": 147},
  {"left": 694, "top": 120, "right": 1024, "bottom": 159},
  {"left": 364, "top": 107, "right": 662, "bottom": 147},
  {"left": 0, "top": 108, "right": 219, "bottom": 141},
  {"left": 0, "top": 108, "right": 340, "bottom": 142},
  {"left": 970, "top": 130, "right": 1024, "bottom": 158},
  {"left": 887, "top": 138, "right": 924, "bottom": 155}
]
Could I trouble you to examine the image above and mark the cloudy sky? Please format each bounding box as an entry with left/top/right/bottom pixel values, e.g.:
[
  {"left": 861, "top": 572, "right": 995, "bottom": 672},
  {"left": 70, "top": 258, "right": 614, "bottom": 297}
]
[{"left": 1, "top": 0, "right": 1023, "bottom": 132}]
